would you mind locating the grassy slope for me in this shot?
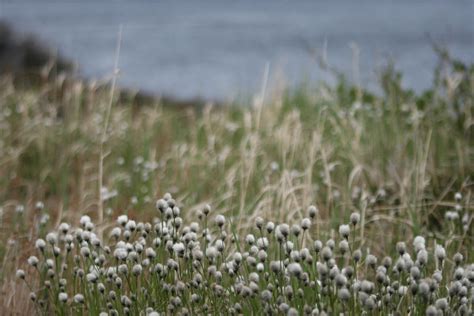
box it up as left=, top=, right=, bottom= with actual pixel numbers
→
left=0, top=56, right=472, bottom=313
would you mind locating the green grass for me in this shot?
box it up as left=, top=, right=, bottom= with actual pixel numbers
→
left=0, top=53, right=473, bottom=314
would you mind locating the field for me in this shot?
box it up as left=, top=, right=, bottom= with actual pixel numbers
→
left=0, top=52, right=472, bottom=315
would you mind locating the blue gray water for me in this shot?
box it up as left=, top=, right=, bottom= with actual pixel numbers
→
left=1, top=0, right=473, bottom=100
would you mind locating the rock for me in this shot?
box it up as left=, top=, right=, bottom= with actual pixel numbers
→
left=0, top=20, right=72, bottom=81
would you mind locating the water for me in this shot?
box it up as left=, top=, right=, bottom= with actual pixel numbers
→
left=1, top=0, right=473, bottom=100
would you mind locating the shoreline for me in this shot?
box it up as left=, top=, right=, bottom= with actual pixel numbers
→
left=0, top=21, right=220, bottom=110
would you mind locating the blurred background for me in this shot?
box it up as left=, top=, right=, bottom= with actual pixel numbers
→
left=1, top=0, right=473, bottom=101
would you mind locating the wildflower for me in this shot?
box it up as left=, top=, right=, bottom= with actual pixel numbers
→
left=16, top=269, right=25, bottom=279
left=301, top=218, right=311, bottom=230
left=396, top=242, right=406, bottom=255
left=338, top=288, right=351, bottom=301
left=270, top=261, right=282, bottom=273
left=335, top=274, right=347, bottom=288
left=255, top=217, right=264, bottom=229
left=353, top=249, right=362, bottom=262
left=360, top=280, right=374, bottom=294
left=117, top=215, right=128, bottom=226
left=85, top=222, right=95, bottom=232
left=277, top=224, right=290, bottom=238
left=74, top=294, right=85, bottom=304
left=364, top=296, right=376, bottom=310
left=321, top=247, right=333, bottom=261
left=445, top=211, right=459, bottom=221
left=453, top=253, right=463, bottom=266
left=110, top=227, right=121, bottom=239
left=173, top=242, right=185, bottom=256
left=215, top=215, right=225, bottom=228
left=215, top=240, right=225, bottom=252
left=435, top=298, right=448, bottom=311
left=86, top=273, right=98, bottom=283
left=454, top=192, right=462, bottom=202
left=45, top=259, right=54, bottom=269
left=410, top=266, right=421, bottom=280
left=59, top=223, right=70, bottom=234
left=15, top=205, right=24, bottom=214
left=454, top=267, right=464, bottom=280
left=256, top=237, right=269, bottom=250
left=435, top=245, right=446, bottom=262
left=125, top=220, right=136, bottom=231
left=261, top=289, right=272, bottom=302
left=291, top=224, right=301, bottom=237
left=326, top=239, right=335, bottom=249
left=205, top=246, right=218, bottom=260
left=58, top=292, right=68, bottom=303
left=80, top=247, right=91, bottom=257
left=46, top=232, right=58, bottom=245
left=114, top=248, right=128, bottom=261
left=425, top=305, right=438, bottom=316
left=313, top=240, right=323, bottom=252
left=418, top=281, right=430, bottom=298
left=245, top=234, right=255, bottom=245
left=80, top=215, right=91, bottom=227
left=132, top=264, right=143, bottom=276
left=203, top=204, right=211, bottom=216
left=121, top=295, right=132, bottom=307
left=28, top=256, right=39, bottom=267
left=350, top=212, right=360, bottom=225
left=413, top=236, right=425, bottom=252
left=288, top=262, right=302, bottom=278
left=366, top=254, right=377, bottom=268
left=37, top=214, right=49, bottom=226
left=417, top=249, right=428, bottom=266
left=145, top=247, right=156, bottom=259
left=308, top=205, right=318, bottom=218
left=432, top=270, right=443, bottom=283
left=339, top=225, right=350, bottom=239
left=339, top=240, right=349, bottom=254
left=266, top=222, right=275, bottom=233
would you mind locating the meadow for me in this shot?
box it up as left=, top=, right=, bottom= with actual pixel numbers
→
left=0, top=52, right=472, bottom=315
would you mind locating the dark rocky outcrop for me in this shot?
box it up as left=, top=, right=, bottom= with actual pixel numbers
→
left=0, top=21, right=73, bottom=83
left=0, top=21, right=219, bottom=110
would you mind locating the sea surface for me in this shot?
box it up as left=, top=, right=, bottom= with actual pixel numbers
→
left=1, top=0, right=473, bottom=100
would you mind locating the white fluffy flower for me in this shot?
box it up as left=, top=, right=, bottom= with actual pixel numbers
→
left=117, top=215, right=128, bottom=226
left=58, top=292, right=68, bottom=303
left=132, top=264, right=143, bottom=276
left=413, top=236, right=426, bottom=252
left=80, top=215, right=91, bottom=226
left=125, top=220, right=136, bottom=231
left=205, top=246, right=219, bottom=259
left=46, top=232, right=58, bottom=245
left=301, top=218, right=311, bottom=230
left=110, top=227, right=121, bottom=238
left=338, top=225, right=350, bottom=239
left=435, top=245, right=446, bottom=260
left=215, top=215, right=226, bottom=227
left=16, top=269, right=25, bottom=279
left=58, top=222, right=70, bottom=234
left=114, top=248, right=128, bottom=260
left=28, top=256, right=39, bottom=267
left=173, top=242, right=185, bottom=256
left=74, top=294, right=85, bottom=304
left=287, top=262, right=302, bottom=277
left=86, top=273, right=98, bottom=283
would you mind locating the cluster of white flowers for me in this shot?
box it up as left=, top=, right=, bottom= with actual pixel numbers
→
left=15, top=193, right=474, bottom=315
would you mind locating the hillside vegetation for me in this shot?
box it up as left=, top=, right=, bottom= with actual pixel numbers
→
left=0, top=53, right=472, bottom=315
